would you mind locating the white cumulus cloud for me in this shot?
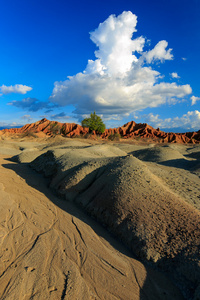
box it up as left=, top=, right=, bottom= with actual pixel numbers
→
left=191, top=96, right=200, bottom=105
left=50, top=11, right=192, bottom=120
left=144, top=40, right=173, bottom=64
left=145, top=110, right=200, bottom=131
left=0, top=84, right=32, bottom=95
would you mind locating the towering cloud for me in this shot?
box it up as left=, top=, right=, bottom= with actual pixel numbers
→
left=88, top=11, right=144, bottom=75
left=50, top=11, right=192, bottom=120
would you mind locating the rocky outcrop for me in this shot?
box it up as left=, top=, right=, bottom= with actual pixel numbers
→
left=1, top=118, right=200, bottom=144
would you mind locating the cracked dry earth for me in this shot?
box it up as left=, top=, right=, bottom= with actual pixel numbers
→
left=0, top=154, right=183, bottom=300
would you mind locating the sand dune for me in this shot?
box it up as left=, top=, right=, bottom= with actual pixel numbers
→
left=0, top=136, right=200, bottom=299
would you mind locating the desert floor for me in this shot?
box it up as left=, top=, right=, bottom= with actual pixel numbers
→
left=0, top=135, right=199, bottom=299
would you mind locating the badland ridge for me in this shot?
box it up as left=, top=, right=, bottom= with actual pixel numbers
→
left=2, top=118, right=200, bottom=143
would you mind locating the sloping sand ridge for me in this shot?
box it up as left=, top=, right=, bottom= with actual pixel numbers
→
left=0, top=136, right=200, bottom=299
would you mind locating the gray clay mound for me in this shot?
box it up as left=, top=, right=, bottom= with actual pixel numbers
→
left=111, top=143, right=150, bottom=154
left=131, top=145, right=198, bottom=170
left=11, top=149, right=42, bottom=163
left=41, top=139, right=93, bottom=151
left=30, top=144, right=127, bottom=174
left=0, top=141, right=21, bottom=156
left=30, top=144, right=127, bottom=188
left=191, top=162, right=200, bottom=177
left=0, top=147, right=21, bottom=156
left=31, top=151, right=200, bottom=299
left=186, top=149, right=200, bottom=160
left=132, top=145, right=186, bottom=163
left=85, top=144, right=127, bottom=158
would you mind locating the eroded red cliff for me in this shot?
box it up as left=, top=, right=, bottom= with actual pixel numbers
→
left=1, top=118, right=200, bottom=144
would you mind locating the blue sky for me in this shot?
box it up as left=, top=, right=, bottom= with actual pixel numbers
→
left=0, top=0, right=200, bottom=132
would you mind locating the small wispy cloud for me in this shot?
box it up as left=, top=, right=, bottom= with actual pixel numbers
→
left=170, top=72, right=180, bottom=79
left=0, top=84, right=32, bottom=95
left=50, top=112, right=70, bottom=120
left=21, top=115, right=33, bottom=122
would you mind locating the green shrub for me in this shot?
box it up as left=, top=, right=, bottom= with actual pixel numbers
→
left=81, top=111, right=106, bottom=134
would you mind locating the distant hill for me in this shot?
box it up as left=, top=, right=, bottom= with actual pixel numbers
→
left=0, top=126, right=21, bottom=130
left=1, top=118, right=200, bottom=144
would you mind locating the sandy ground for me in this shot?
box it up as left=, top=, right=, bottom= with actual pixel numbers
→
left=0, top=135, right=199, bottom=299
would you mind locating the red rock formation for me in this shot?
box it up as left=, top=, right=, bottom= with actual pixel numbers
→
left=102, top=121, right=200, bottom=144
left=1, top=118, right=200, bottom=144
left=2, top=118, right=90, bottom=137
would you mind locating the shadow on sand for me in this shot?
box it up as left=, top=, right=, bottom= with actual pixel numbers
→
left=2, top=159, right=185, bottom=299
left=159, top=158, right=197, bottom=170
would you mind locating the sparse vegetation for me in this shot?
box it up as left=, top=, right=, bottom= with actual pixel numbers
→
left=50, top=122, right=60, bottom=135
left=81, top=111, right=106, bottom=134
left=21, top=131, right=37, bottom=138
left=108, top=132, right=121, bottom=141
left=71, top=133, right=94, bottom=139
left=60, top=127, right=69, bottom=136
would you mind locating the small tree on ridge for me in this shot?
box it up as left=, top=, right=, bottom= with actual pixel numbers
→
left=81, top=111, right=106, bottom=134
